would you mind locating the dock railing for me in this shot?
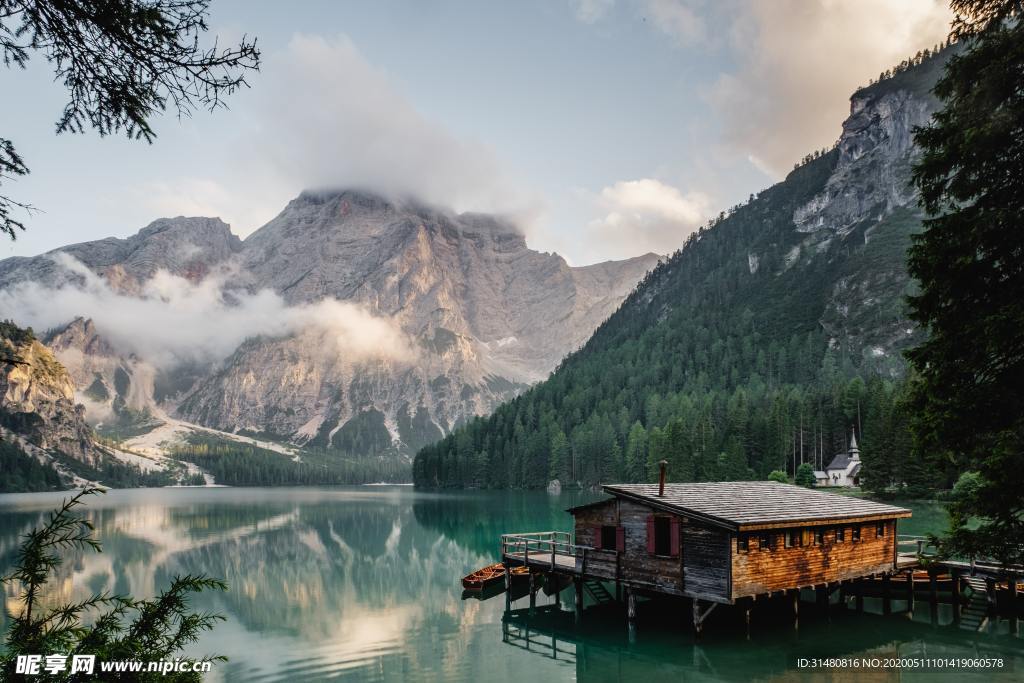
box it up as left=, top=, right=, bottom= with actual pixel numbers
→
left=501, top=531, right=623, bottom=574
left=897, top=534, right=937, bottom=559
left=501, top=531, right=577, bottom=568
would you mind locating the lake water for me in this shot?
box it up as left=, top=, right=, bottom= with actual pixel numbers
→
left=0, top=487, right=1020, bottom=682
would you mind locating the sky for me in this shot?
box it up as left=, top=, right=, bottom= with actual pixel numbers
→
left=1, top=0, right=953, bottom=265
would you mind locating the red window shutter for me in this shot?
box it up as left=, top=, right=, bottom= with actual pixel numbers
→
left=670, top=517, right=681, bottom=557
left=616, top=526, right=625, bottom=552
left=592, top=525, right=602, bottom=550
left=646, top=516, right=656, bottom=554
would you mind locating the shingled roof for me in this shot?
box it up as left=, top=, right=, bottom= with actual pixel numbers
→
left=602, top=482, right=911, bottom=531
left=826, top=452, right=852, bottom=471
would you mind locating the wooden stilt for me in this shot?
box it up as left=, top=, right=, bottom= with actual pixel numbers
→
left=744, top=601, right=751, bottom=640
left=882, top=574, right=892, bottom=615
left=905, top=570, right=914, bottom=617
left=951, top=572, right=961, bottom=625
left=928, top=569, right=939, bottom=624
left=1009, top=577, right=1019, bottom=636
left=693, top=598, right=702, bottom=635
left=529, top=572, right=537, bottom=615
left=792, top=589, right=800, bottom=630
left=627, top=588, right=637, bottom=623
left=574, top=577, right=583, bottom=623
left=504, top=564, right=512, bottom=612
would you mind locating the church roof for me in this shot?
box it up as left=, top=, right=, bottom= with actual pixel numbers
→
left=826, top=452, right=852, bottom=471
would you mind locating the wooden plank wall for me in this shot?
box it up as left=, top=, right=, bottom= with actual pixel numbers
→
left=572, top=499, right=684, bottom=591
left=682, top=524, right=730, bottom=601
left=618, top=500, right=683, bottom=594
left=573, top=501, right=619, bottom=580
left=731, top=520, right=897, bottom=598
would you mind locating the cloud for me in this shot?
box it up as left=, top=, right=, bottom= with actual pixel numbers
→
left=706, top=0, right=951, bottom=178
left=584, top=179, right=710, bottom=260
left=642, top=0, right=706, bottom=44
left=570, top=0, right=615, bottom=23
left=0, top=254, right=415, bottom=369
left=241, top=33, right=527, bottom=217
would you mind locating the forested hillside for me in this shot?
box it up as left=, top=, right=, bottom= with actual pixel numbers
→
left=414, top=46, right=959, bottom=495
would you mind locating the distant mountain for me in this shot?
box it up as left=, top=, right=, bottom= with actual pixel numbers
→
left=414, top=48, right=957, bottom=491
left=0, top=192, right=658, bottom=465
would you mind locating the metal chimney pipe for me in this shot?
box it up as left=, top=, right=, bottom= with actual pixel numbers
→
left=658, top=460, right=668, bottom=497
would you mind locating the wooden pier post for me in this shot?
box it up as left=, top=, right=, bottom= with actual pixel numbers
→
left=882, top=574, right=892, bottom=615
left=505, top=564, right=512, bottom=612
left=744, top=600, right=752, bottom=640
left=928, top=569, right=939, bottom=625
left=574, top=576, right=583, bottom=622
left=692, top=598, right=702, bottom=636
left=791, top=589, right=800, bottom=629
left=951, top=571, right=961, bottom=625
left=1009, top=577, right=1019, bottom=636
left=905, top=570, right=914, bottom=617
left=627, top=587, right=637, bottom=622
left=529, top=571, right=537, bottom=616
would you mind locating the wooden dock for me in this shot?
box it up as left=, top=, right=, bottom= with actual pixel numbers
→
left=492, top=480, right=1024, bottom=635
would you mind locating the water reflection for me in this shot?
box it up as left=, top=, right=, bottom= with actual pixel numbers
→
left=0, top=488, right=1019, bottom=683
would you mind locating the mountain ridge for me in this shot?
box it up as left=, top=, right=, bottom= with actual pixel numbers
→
left=0, top=191, right=660, bottom=463
left=413, top=46, right=954, bottom=491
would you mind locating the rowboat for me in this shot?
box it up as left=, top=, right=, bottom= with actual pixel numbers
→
left=462, top=563, right=506, bottom=591
left=461, top=563, right=529, bottom=591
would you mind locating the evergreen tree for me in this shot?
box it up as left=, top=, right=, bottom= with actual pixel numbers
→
left=0, top=0, right=260, bottom=240
left=795, top=462, right=816, bottom=488
left=0, top=490, right=226, bottom=681
left=624, top=421, right=648, bottom=483
left=908, top=2, right=1024, bottom=564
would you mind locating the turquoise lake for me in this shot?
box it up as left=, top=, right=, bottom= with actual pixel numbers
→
left=0, top=487, right=1020, bottom=681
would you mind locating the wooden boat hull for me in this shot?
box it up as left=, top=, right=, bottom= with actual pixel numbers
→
left=462, top=563, right=508, bottom=591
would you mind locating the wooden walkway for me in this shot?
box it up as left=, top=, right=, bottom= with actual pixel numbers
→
left=504, top=550, right=578, bottom=572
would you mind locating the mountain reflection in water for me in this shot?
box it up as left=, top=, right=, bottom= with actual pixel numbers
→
left=0, top=487, right=1019, bottom=682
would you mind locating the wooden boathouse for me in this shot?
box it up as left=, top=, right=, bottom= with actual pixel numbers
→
left=501, top=476, right=912, bottom=631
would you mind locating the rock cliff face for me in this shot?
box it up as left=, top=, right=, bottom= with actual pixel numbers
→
left=0, top=324, right=94, bottom=464
left=0, top=197, right=658, bottom=455
left=771, top=66, right=946, bottom=373
left=182, top=191, right=658, bottom=450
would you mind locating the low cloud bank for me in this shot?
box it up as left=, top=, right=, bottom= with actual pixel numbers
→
left=1, top=254, right=414, bottom=369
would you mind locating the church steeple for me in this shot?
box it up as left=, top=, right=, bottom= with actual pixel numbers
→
left=849, top=430, right=860, bottom=460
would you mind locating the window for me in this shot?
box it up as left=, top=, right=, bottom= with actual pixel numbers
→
left=759, top=533, right=773, bottom=551
left=784, top=530, right=794, bottom=548
left=601, top=525, right=618, bottom=550
left=653, top=517, right=671, bottom=556
left=876, top=522, right=886, bottom=538
left=835, top=527, right=846, bottom=543
left=813, top=528, right=824, bottom=546
left=738, top=534, right=750, bottom=552
left=852, top=525, right=861, bottom=542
